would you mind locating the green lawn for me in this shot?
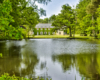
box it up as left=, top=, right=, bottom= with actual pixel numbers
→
left=27, top=34, right=94, bottom=39
left=34, top=35, right=69, bottom=38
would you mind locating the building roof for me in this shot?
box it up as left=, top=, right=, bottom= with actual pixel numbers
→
left=35, top=23, right=54, bottom=28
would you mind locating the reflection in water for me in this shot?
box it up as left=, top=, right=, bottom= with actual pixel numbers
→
left=52, top=54, right=74, bottom=72
left=52, top=52, right=100, bottom=80
left=76, top=53, right=98, bottom=80
left=0, top=39, right=100, bottom=80
left=0, top=40, right=39, bottom=78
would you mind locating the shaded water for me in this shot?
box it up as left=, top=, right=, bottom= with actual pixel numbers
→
left=0, top=39, right=100, bottom=80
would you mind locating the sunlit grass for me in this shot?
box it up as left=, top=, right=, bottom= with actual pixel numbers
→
left=34, top=35, right=69, bottom=38
left=31, top=34, right=93, bottom=39
left=25, top=34, right=95, bottom=39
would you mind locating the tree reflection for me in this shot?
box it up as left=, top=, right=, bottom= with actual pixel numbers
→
left=76, top=53, right=100, bottom=80
left=52, top=54, right=74, bottom=72
left=20, top=48, right=39, bottom=78
left=52, top=52, right=100, bottom=80
left=0, top=42, right=39, bottom=78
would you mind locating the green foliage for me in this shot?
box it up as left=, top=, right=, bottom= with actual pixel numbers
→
left=0, top=0, right=25, bottom=40
left=52, top=4, right=75, bottom=37
left=21, top=7, right=38, bottom=28
left=39, top=18, right=49, bottom=23
left=0, top=0, right=52, bottom=40
left=76, top=0, right=91, bottom=34
left=43, top=18, right=49, bottom=23
left=86, top=0, right=100, bottom=37
left=0, top=73, right=30, bottom=80
left=96, top=5, right=100, bottom=32
left=0, top=0, right=13, bottom=26
left=0, top=0, right=15, bottom=39
left=0, top=53, right=2, bottom=57
left=97, top=34, right=100, bottom=39
left=0, top=73, right=52, bottom=80
left=75, top=0, right=100, bottom=37
left=49, top=14, right=56, bottom=23
left=39, top=19, right=44, bottom=23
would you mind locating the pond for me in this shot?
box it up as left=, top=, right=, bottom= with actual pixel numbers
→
left=0, top=39, right=100, bottom=80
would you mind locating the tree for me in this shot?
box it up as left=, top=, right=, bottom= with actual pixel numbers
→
left=9, top=0, right=51, bottom=27
left=49, top=14, right=56, bottom=23
left=39, top=19, right=44, bottom=23
left=0, top=0, right=14, bottom=39
left=86, top=0, right=100, bottom=37
left=43, top=18, right=49, bottom=23
left=96, top=5, right=100, bottom=38
left=52, top=4, right=75, bottom=37
left=21, top=7, right=39, bottom=38
left=76, top=0, right=91, bottom=35
left=0, top=0, right=51, bottom=39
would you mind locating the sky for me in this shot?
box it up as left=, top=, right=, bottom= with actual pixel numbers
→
left=36, top=0, right=79, bottom=19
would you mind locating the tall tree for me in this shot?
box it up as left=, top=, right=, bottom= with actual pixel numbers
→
left=52, top=4, right=75, bottom=37
left=43, top=18, right=49, bottom=23
left=96, top=5, right=100, bottom=34
left=0, top=0, right=51, bottom=39
left=0, top=0, right=14, bottom=39
left=49, top=14, right=56, bottom=23
left=86, top=0, right=100, bottom=37
left=76, top=0, right=91, bottom=35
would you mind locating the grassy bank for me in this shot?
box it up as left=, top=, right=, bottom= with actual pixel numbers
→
left=33, top=35, right=69, bottom=38
left=0, top=34, right=95, bottom=40
left=26, top=34, right=94, bottom=39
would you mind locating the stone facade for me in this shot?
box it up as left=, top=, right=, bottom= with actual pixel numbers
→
left=33, top=23, right=67, bottom=35
left=56, top=30, right=64, bottom=35
left=34, top=23, right=54, bottom=35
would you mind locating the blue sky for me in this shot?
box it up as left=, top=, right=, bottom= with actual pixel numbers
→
left=36, top=0, right=79, bottom=19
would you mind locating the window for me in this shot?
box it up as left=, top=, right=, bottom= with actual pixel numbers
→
left=59, top=32, right=61, bottom=34
left=45, top=32, right=47, bottom=35
left=37, top=32, right=39, bottom=35
left=41, top=28, right=42, bottom=30
left=48, top=32, right=50, bottom=35
left=33, top=32, right=34, bottom=35
left=53, top=32, right=55, bottom=35
left=40, top=32, right=43, bottom=35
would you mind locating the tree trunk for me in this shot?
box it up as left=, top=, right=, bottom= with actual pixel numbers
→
left=92, top=15, right=95, bottom=37
left=69, top=27, right=72, bottom=37
left=28, top=30, right=29, bottom=39
left=73, top=27, right=75, bottom=37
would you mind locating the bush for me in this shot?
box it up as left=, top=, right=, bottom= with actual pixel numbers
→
left=97, top=34, right=100, bottom=39
left=0, top=73, right=30, bottom=80
left=0, top=73, right=52, bottom=80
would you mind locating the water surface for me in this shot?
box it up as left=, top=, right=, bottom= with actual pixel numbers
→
left=0, top=39, right=100, bottom=80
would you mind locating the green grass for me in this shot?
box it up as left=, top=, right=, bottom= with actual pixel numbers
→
left=26, top=34, right=94, bottom=39
left=33, top=35, right=69, bottom=38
